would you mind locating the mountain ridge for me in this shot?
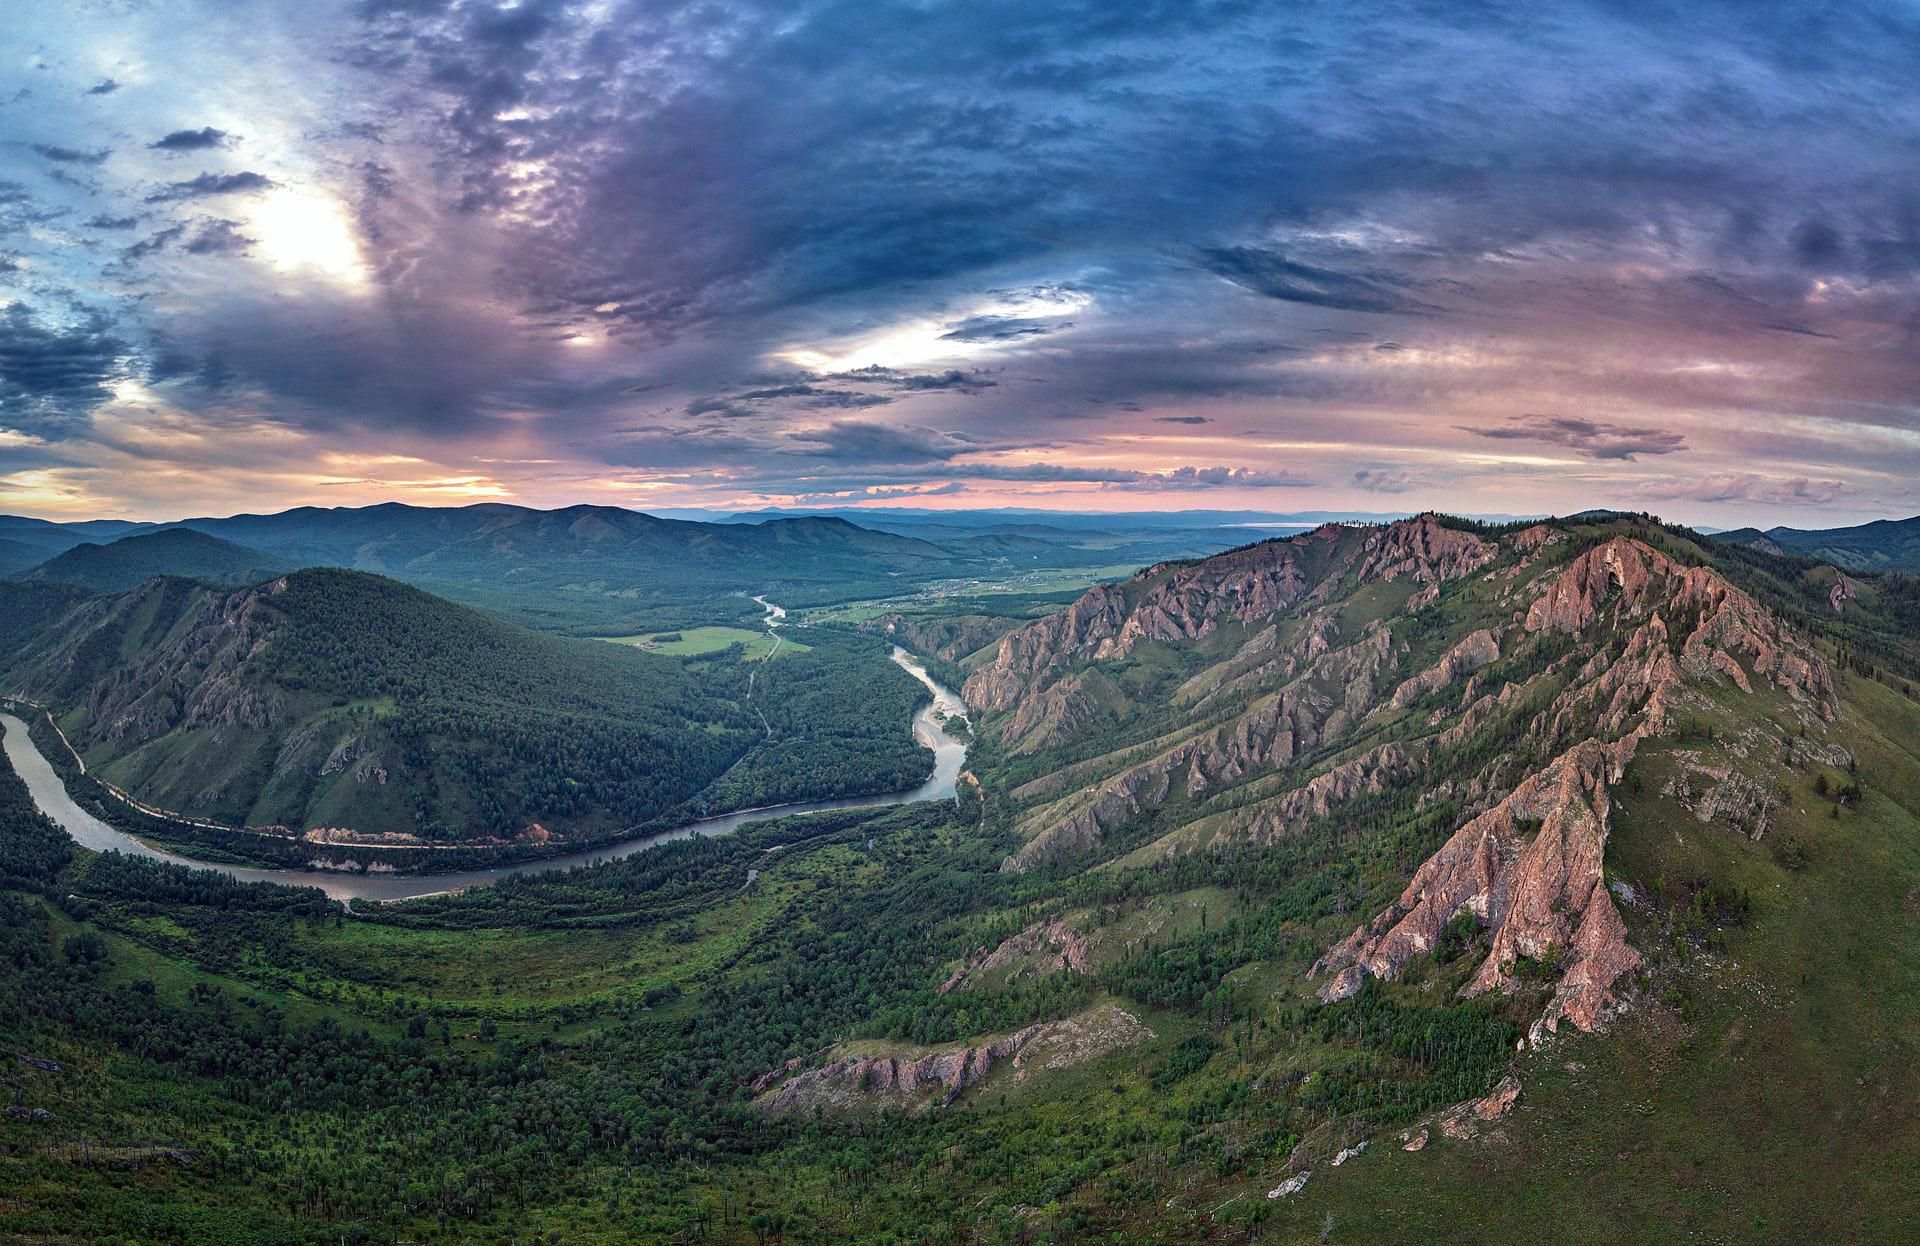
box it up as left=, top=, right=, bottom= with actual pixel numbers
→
left=960, top=515, right=1851, bottom=1047
left=14, top=527, right=292, bottom=592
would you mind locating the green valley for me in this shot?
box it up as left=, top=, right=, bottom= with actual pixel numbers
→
left=3, top=513, right=1917, bottom=1243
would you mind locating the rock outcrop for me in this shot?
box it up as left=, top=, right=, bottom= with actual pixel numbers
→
left=965, top=516, right=1498, bottom=753
left=72, top=578, right=289, bottom=743
left=1313, top=737, right=1644, bottom=1039
left=1524, top=538, right=1833, bottom=715
left=1003, top=628, right=1401, bottom=871
left=757, top=1005, right=1152, bottom=1112
left=1313, top=536, right=1838, bottom=1041
left=1662, top=751, right=1782, bottom=841
left=1389, top=628, right=1500, bottom=710
left=1244, top=743, right=1415, bottom=844
left=1355, top=514, right=1497, bottom=585
left=939, top=918, right=1095, bottom=994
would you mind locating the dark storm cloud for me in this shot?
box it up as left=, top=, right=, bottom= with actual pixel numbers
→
left=784, top=420, right=978, bottom=464
left=1196, top=247, right=1438, bottom=315
left=833, top=368, right=998, bottom=394
left=143, top=171, right=273, bottom=202
left=689, top=381, right=898, bottom=417
left=7, top=0, right=1920, bottom=519
left=939, top=315, right=1067, bottom=342
left=149, top=127, right=234, bottom=152
left=1459, top=415, right=1689, bottom=461
left=0, top=305, right=125, bottom=429
left=30, top=144, right=110, bottom=165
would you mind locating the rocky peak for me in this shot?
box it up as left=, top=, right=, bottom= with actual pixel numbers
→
left=965, top=517, right=1497, bottom=747
left=1313, top=538, right=1838, bottom=1040
left=1525, top=537, right=1834, bottom=717
left=1313, top=736, right=1643, bottom=1041
left=1356, top=514, right=1498, bottom=584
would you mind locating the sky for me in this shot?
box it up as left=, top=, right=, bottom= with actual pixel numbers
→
left=1, top=1, right=1918, bottom=527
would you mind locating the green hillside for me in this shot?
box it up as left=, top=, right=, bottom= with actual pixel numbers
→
left=3, top=569, right=755, bottom=846
left=14, top=527, right=293, bottom=592
left=170, top=503, right=977, bottom=631
left=2, top=516, right=1917, bottom=1243
left=1717, top=514, right=1920, bottom=573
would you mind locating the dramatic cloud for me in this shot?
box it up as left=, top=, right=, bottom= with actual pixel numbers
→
left=142, top=171, right=273, bottom=202
left=785, top=421, right=977, bottom=464
left=0, top=306, right=126, bottom=431
left=0, top=0, right=1916, bottom=523
left=30, top=144, right=109, bottom=165
left=939, top=315, right=1067, bottom=342
left=1196, top=247, right=1436, bottom=316
left=1635, top=473, right=1846, bottom=507
left=1459, top=415, right=1689, bottom=461
left=149, top=128, right=233, bottom=152
left=183, top=220, right=254, bottom=256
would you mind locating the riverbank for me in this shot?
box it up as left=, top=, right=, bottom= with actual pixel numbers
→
left=1, top=646, right=968, bottom=903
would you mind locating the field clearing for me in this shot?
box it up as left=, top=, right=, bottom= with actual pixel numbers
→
left=805, top=562, right=1149, bottom=624
left=602, top=625, right=809, bottom=659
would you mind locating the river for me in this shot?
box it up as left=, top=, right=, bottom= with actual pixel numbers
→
left=0, top=625, right=969, bottom=903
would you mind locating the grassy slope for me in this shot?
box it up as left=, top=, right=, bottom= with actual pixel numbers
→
left=8, top=671, right=1916, bottom=1242
left=1260, top=669, right=1920, bottom=1244
left=8, top=528, right=1920, bottom=1242
left=604, top=625, right=813, bottom=659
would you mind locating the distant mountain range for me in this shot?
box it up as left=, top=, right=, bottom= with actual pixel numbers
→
left=1715, top=514, right=1920, bottom=572
left=0, top=502, right=1263, bottom=633
left=14, top=528, right=293, bottom=593
left=4, top=504, right=1916, bottom=638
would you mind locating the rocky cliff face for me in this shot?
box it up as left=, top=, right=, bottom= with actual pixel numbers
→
left=1388, top=628, right=1500, bottom=710
left=1313, top=737, right=1643, bottom=1040
left=1525, top=538, right=1833, bottom=714
left=1354, top=514, right=1498, bottom=584
left=964, top=516, right=1493, bottom=754
left=1312, top=537, right=1836, bottom=1041
left=973, top=518, right=1841, bottom=1043
left=939, top=918, right=1095, bottom=994
left=40, top=578, right=291, bottom=745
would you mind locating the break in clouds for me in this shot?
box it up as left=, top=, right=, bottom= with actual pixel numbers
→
left=1, top=0, right=1918, bottom=523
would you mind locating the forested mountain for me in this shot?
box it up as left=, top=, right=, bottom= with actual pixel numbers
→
left=0, top=569, right=937, bottom=862
left=3, top=514, right=1918, bottom=1243
left=1716, top=513, right=1920, bottom=572
left=0, top=514, right=146, bottom=558
left=172, top=503, right=960, bottom=631
left=14, top=528, right=292, bottom=591
left=0, top=501, right=1254, bottom=634
left=0, top=535, right=44, bottom=575
left=0, top=570, right=756, bottom=848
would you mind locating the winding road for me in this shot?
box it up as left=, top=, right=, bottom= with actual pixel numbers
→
left=0, top=600, right=969, bottom=904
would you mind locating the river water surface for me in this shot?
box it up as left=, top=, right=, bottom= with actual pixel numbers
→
left=1, top=638, right=968, bottom=904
